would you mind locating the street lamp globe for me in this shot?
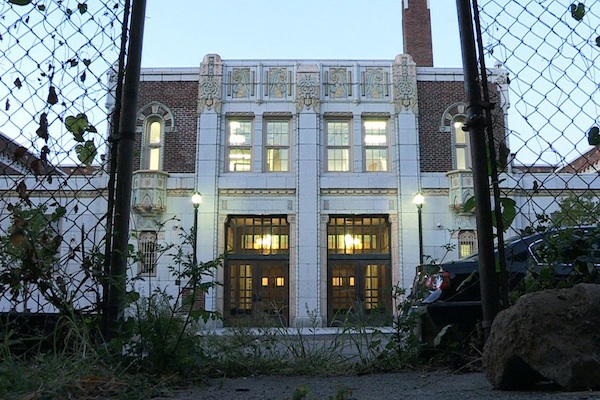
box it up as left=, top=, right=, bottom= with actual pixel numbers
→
left=191, top=192, right=203, bottom=208
left=413, top=192, right=425, bottom=208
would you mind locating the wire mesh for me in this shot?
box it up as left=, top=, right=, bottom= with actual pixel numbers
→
left=0, top=0, right=126, bottom=314
left=477, top=0, right=600, bottom=232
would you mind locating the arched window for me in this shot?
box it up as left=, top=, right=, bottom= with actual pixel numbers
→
left=136, top=102, right=174, bottom=171
left=440, top=102, right=470, bottom=171
left=458, top=230, right=477, bottom=257
left=452, top=116, right=470, bottom=170
left=144, top=117, right=163, bottom=170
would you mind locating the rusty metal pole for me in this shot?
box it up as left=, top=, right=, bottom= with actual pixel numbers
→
left=455, top=0, right=499, bottom=340
left=106, top=0, right=147, bottom=339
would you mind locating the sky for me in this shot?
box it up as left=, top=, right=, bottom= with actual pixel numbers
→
left=141, top=0, right=463, bottom=67
left=138, top=1, right=600, bottom=166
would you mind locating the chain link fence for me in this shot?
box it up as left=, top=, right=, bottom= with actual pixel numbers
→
left=478, top=0, right=600, bottom=231
left=0, top=0, right=127, bottom=315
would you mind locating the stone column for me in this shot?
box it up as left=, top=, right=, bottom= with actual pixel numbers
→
left=293, top=64, right=322, bottom=326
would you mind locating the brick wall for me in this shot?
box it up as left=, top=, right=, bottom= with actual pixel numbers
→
left=402, top=0, right=433, bottom=67
left=135, top=80, right=199, bottom=173
left=418, top=80, right=463, bottom=172
left=418, top=80, right=508, bottom=173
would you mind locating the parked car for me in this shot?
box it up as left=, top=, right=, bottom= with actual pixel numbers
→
left=411, top=226, right=600, bottom=339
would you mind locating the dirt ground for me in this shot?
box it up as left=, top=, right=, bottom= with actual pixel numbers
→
left=161, top=371, right=600, bottom=400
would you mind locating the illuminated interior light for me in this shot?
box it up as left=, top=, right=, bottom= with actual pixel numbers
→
left=229, top=134, right=246, bottom=145
left=364, top=121, right=387, bottom=129
left=262, top=277, right=269, bottom=286
left=349, top=276, right=355, bottom=287
left=364, top=135, right=387, bottom=145
left=276, top=277, right=285, bottom=287
left=229, top=153, right=251, bottom=159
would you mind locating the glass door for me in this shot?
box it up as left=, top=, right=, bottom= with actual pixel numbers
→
left=226, top=261, right=289, bottom=326
left=328, top=261, right=391, bottom=325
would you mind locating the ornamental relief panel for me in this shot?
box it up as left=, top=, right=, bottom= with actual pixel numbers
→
left=363, top=67, right=387, bottom=99
left=393, top=54, right=418, bottom=114
left=228, top=68, right=253, bottom=98
left=295, top=66, right=320, bottom=112
left=198, top=54, right=223, bottom=113
left=325, top=67, right=351, bottom=99
left=267, top=68, right=291, bottom=98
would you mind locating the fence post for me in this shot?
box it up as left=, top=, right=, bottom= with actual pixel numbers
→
left=105, top=0, right=147, bottom=339
left=456, top=0, right=499, bottom=340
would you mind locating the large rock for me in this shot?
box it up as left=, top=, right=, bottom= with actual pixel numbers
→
left=483, top=283, right=600, bottom=391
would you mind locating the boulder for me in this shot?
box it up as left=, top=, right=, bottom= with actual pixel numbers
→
left=483, top=283, right=600, bottom=391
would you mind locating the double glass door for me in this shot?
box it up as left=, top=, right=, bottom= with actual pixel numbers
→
left=328, top=261, right=391, bottom=325
left=227, top=261, right=289, bottom=326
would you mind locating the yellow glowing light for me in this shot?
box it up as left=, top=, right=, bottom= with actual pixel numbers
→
left=349, top=277, right=355, bottom=287
left=276, top=277, right=285, bottom=287
left=262, top=277, right=269, bottom=286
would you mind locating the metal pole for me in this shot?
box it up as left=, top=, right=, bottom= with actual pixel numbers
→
left=102, top=0, right=131, bottom=337
left=106, top=0, right=147, bottom=340
left=417, top=205, right=424, bottom=265
left=193, top=204, right=199, bottom=269
left=455, top=0, right=499, bottom=340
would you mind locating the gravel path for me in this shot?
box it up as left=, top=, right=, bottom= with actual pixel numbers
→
left=163, top=371, right=600, bottom=399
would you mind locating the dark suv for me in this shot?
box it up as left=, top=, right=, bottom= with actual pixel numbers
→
left=411, top=226, right=600, bottom=329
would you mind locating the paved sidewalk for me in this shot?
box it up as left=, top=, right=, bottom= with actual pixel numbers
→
left=163, top=371, right=600, bottom=400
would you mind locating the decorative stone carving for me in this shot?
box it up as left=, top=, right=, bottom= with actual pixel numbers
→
left=440, top=102, right=466, bottom=132
left=136, top=102, right=175, bottom=134
left=447, top=170, right=474, bottom=213
left=198, top=54, right=223, bottom=113
left=132, top=170, right=170, bottom=216
left=268, top=68, right=289, bottom=98
left=295, top=65, right=320, bottom=113
left=393, top=54, right=418, bottom=114
left=327, top=67, right=350, bottom=98
left=364, top=67, right=386, bottom=99
left=231, top=68, right=252, bottom=98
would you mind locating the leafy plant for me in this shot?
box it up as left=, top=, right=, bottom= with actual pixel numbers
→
left=120, top=226, right=222, bottom=376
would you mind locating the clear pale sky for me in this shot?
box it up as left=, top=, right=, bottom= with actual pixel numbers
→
left=141, top=0, right=462, bottom=67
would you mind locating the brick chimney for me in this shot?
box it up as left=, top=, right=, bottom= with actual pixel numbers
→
left=402, top=0, right=433, bottom=67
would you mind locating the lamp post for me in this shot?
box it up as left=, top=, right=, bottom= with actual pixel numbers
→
left=413, top=192, right=425, bottom=265
left=191, top=192, right=203, bottom=269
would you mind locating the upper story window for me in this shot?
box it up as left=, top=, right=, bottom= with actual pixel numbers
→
left=265, top=120, right=290, bottom=172
left=453, top=117, right=471, bottom=170
left=136, top=102, right=174, bottom=172
left=227, top=120, right=253, bottom=172
left=143, top=118, right=163, bottom=170
left=363, top=120, right=389, bottom=172
left=326, top=120, right=351, bottom=172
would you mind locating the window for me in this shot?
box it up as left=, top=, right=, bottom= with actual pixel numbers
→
left=227, top=120, right=252, bottom=172
left=453, top=117, right=471, bottom=170
left=138, top=231, right=157, bottom=275
left=363, top=120, right=389, bottom=171
left=458, top=230, right=477, bottom=258
left=326, top=120, right=351, bottom=172
left=226, top=216, right=289, bottom=255
left=265, top=120, right=290, bottom=172
left=143, top=118, right=163, bottom=170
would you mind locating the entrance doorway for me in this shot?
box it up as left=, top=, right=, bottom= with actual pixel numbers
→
left=327, top=216, right=392, bottom=325
left=227, top=261, right=289, bottom=325
left=224, top=215, right=289, bottom=326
